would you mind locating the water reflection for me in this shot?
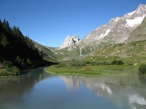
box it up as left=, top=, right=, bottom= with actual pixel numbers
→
left=59, top=76, right=80, bottom=90
left=59, top=74, right=146, bottom=109
left=139, top=75, right=146, bottom=85
left=0, top=69, right=146, bottom=109
left=0, top=68, right=51, bottom=104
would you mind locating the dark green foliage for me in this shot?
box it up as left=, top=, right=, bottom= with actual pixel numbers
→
left=27, top=58, right=32, bottom=65
left=70, top=60, right=86, bottom=68
left=10, top=66, right=20, bottom=75
left=0, top=60, right=20, bottom=76
left=3, top=61, right=12, bottom=69
left=0, top=19, right=53, bottom=75
left=138, top=64, right=146, bottom=75
left=111, top=60, right=124, bottom=65
left=55, top=63, right=66, bottom=68
left=16, top=56, right=21, bottom=64
left=89, top=61, right=110, bottom=66
left=0, top=67, right=20, bottom=76
left=0, top=34, right=9, bottom=48
left=0, top=19, right=42, bottom=63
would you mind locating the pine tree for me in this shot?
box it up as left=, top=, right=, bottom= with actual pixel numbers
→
left=27, top=58, right=32, bottom=65
left=2, top=19, right=10, bottom=31
left=16, top=56, right=21, bottom=64
left=0, top=34, right=9, bottom=48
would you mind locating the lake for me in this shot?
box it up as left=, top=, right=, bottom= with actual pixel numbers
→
left=0, top=68, right=146, bottom=109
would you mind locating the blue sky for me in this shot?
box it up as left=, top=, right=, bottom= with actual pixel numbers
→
left=0, top=0, right=146, bottom=47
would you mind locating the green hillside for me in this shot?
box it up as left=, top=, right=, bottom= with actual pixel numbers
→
left=33, top=41, right=56, bottom=61
left=81, top=17, right=146, bottom=66
left=86, top=16, right=146, bottom=65
left=53, top=47, right=80, bottom=61
left=54, top=16, right=146, bottom=63
left=84, top=40, right=146, bottom=65
left=0, top=19, right=55, bottom=76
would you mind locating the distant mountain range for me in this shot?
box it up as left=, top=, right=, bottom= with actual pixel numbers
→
left=81, top=4, right=146, bottom=45
left=55, top=4, right=146, bottom=59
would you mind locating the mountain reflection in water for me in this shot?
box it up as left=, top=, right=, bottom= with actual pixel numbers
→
left=59, top=74, right=146, bottom=109
left=0, top=69, right=146, bottom=109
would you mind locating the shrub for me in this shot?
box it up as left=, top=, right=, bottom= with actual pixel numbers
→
left=0, top=69, right=6, bottom=76
left=0, top=66, right=20, bottom=76
left=0, top=61, right=20, bottom=76
left=83, top=66, right=92, bottom=71
left=26, top=58, right=32, bottom=65
left=10, top=66, right=20, bottom=75
left=138, top=64, right=146, bottom=75
left=55, top=63, right=66, bottom=68
left=3, top=61, right=12, bottom=69
left=70, top=60, right=86, bottom=68
left=111, top=60, right=124, bottom=65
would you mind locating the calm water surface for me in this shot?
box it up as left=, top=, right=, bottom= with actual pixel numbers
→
left=0, top=68, right=146, bottom=109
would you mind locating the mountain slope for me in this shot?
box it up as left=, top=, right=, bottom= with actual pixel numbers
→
left=33, top=41, right=56, bottom=61
left=82, top=40, right=146, bottom=66
left=126, top=16, right=146, bottom=42
left=83, top=9, right=146, bottom=65
left=59, top=35, right=80, bottom=50
left=56, top=4, right=146, bottom=59
left=0, top=19, right=55, bottom=75
left=81, top=4, right=146, bottom=45
left=55, top=4, right=146, bottom=58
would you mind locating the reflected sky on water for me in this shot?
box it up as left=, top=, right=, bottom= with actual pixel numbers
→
left=0, top=68, right=146, bottom=109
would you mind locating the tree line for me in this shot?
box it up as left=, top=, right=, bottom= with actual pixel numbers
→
left=0, top=19, right=53, bottom=75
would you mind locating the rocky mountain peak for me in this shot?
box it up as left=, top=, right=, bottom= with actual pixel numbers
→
left=136, top=4, right=146, bottom=12
left=58, top=4, right=146, bottom=54
left=124, top=4, right=146, bottom=18
left=81, top=4, right=146, bottom=45
left=59, top=35, right=80, bottom=49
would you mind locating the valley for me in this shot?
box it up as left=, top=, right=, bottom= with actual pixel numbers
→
left=1, top=4, right=146, bottom=76
left=45, top=4, right=146, bottom=75
left=1, top=2, right=146, bottom=109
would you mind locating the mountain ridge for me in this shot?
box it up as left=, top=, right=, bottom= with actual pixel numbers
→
left=59, top=35, right=80, bottom=50
left=54, top=4, right=146, bottom=60
left=81, top=4, right=146, bottom=45
left=59, top=4, right=146, bottom=48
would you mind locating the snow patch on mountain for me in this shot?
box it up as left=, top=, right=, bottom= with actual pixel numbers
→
left=128, top=11, right=136, bottom=16
left=115, top=17, right=120, bottom=22
left=98, top=29, right=111, bottom=39
left=126, top=15, right=145, bottom=27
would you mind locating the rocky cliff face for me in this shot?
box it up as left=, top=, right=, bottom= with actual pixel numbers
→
left=81, top=4, right=146, bottom=45
left=59, top=35, right=80, bottom=50
left=57, top=4, right=146, bottom=57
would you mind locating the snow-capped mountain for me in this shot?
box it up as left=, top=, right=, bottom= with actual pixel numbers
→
left=126, top=16, right=146, bottom=42
left=58, top=4, right=146, bottom=57
left=59, top=35, right=80, bottom=49
left=81, top=4, right=146, bottom=45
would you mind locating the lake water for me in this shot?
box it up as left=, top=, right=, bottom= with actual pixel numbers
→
left=0, top=68, right=146, bottom=109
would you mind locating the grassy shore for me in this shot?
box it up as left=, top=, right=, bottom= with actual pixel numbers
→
left=44, top=64, right=138, bottom=76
